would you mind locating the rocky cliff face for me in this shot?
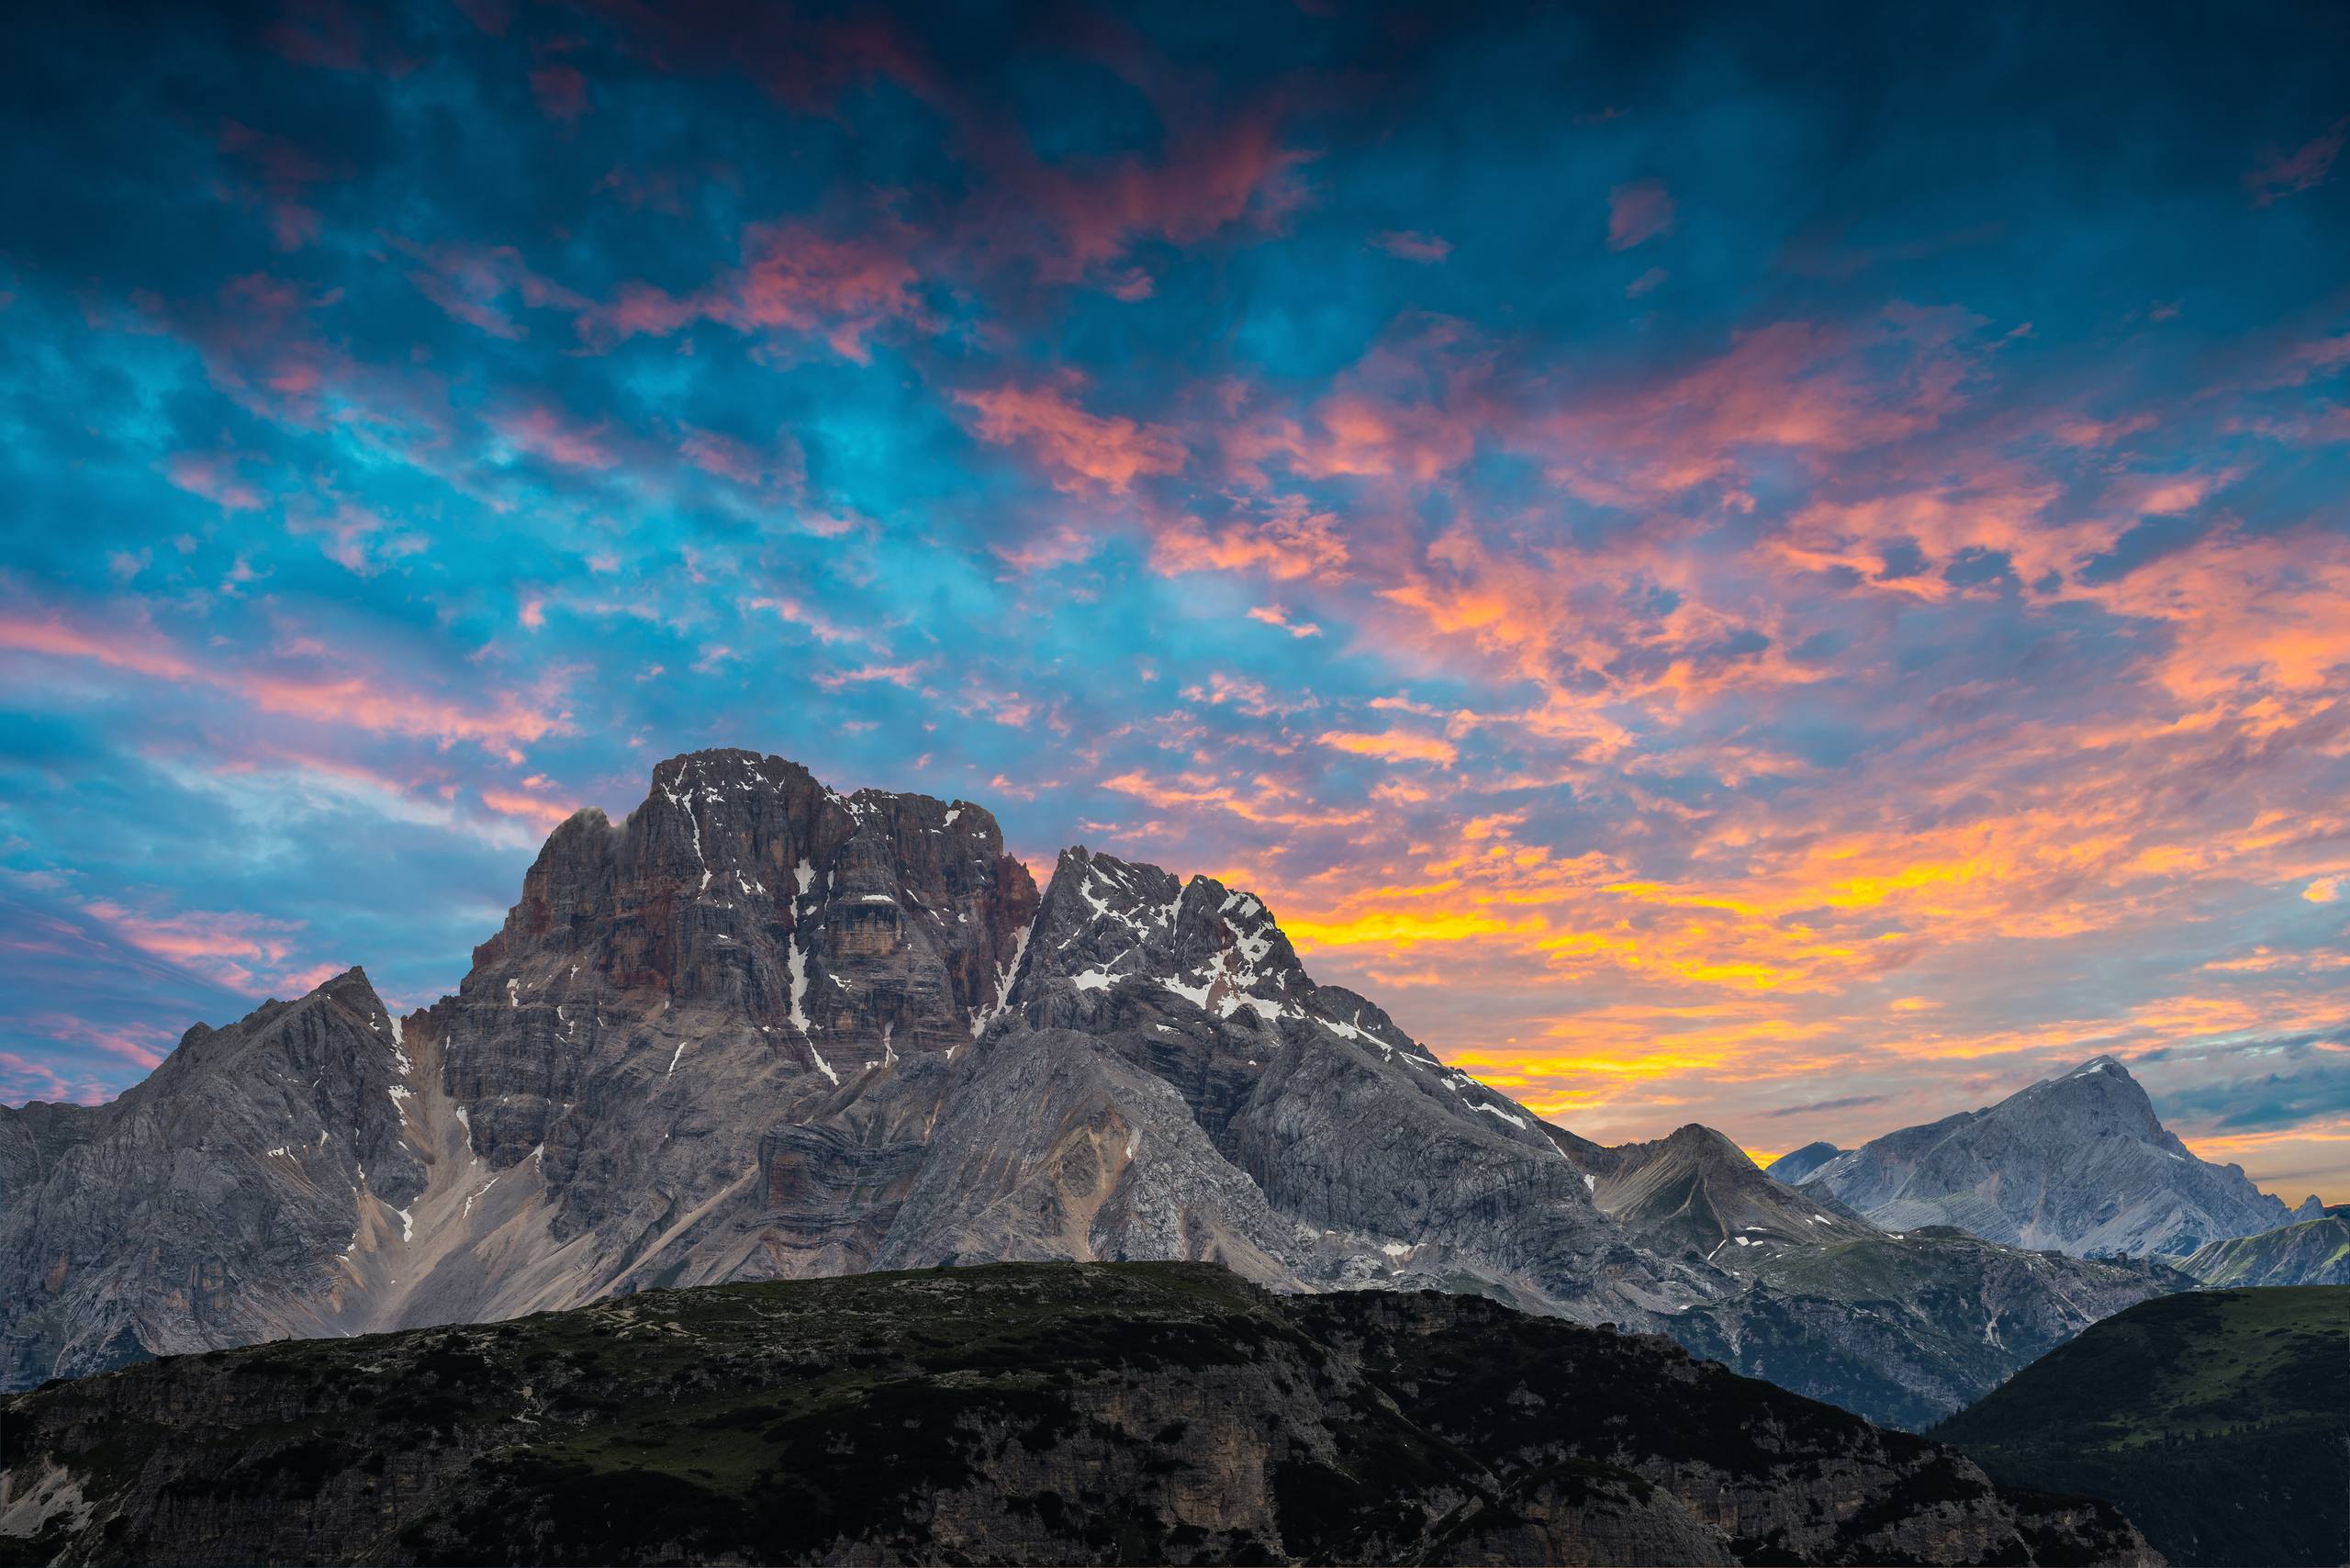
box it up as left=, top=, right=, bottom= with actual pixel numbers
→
left=1783, top=1056, right=2304, bottom=1258
left=0, top=751, right=2188, bottom=1431
left=0, top=1261, right=2158, bottom=1567
left=0, top=969, right=421, bottom=1391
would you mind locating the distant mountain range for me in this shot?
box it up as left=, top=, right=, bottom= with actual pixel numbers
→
left=0, top=749, right=2294, bottom=1432
left=1770, top=1057, right=2317, bottom=1258
left=2180, top=1209, right=2350, bottom=1285
left=0, top=1260, right=2159, bottom=1567
left=1936, top=1286, right=2350, bottom=1566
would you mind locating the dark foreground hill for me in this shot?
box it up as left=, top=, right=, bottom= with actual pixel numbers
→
left=0, top=1262, right=2154, bottom=1567
left=1935, top=1286, right=2350, bottom=1566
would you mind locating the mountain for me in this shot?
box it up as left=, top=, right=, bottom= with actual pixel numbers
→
left=1763, top=1139, right=1844, bottom=1185
left=0, top=1260, right=2159, bottom=1567
left=0, top=749, right=2177, bottom=1430
left=1781, top=1055, right=2305, bottom=1257
left=1575, top=1124, right=1880, bottom=1262
left=0, top=968, right=427, bottom=1388
left=2180, top=1210, right=2350, bottom=1286
left=1935, top=1286, right=2350, bottom=1566
left=1572, top=1126, right=2191, bottom=1431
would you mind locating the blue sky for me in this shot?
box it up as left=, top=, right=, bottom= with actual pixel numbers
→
left=3, top=0, right=2347, bottom=1198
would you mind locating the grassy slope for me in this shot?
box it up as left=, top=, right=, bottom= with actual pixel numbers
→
left=0, top=1261, right=2154, bottom=1567
left=1933, top=1287, right=2350, bottom=1566
left=2185, top=1215, right=2350, bottom=1285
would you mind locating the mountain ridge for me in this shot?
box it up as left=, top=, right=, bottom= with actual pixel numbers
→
left=0, top=748, right=2185, bottom=1429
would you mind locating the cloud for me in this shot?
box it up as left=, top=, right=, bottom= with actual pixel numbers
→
left=0, top=606, right=567, bottom=761
left=2244, top=117, right=2348, bottom=206
left=956, top=378, right=1185, bottom=493
left=1607, top=180, right=1676, bottom=250
left=530, top=63, right=588, bottom=124
left=584, top=220, right=931, bottom=363
left=1372, top=230, right=1452, bottom=263
left=1319, top=728, right=1459, bottom=767
left=1247, top=604, right=1322, bottom=637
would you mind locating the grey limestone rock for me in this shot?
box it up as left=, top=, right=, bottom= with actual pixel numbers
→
left=1791, top=1054, right=2296, bottom=1257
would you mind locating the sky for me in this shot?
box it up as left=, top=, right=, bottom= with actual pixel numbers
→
left=3, top=2, right=2348, bottom=1202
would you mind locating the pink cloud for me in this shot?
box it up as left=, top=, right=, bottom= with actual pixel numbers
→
left=0, top=1049, right=91, bottom=1104
left=530, top=63, right=589, bottom=123
left=1147, top=495, right=1350, bottom=582
left=746, top=594, right=873, bottom=646
left=956, top=377, right=1185, bottom=493
left=679, top=426, right=804, bottom=492
left=16, top=1014, right=173, bottom=1070
left=992, top=112, right=1314, bottom=283
left=2244, top=117, right=2348, bottom=206
left=263, top=0, right=418, bottom=77
left=0, top=604, right=568, bottom=761
left=399, top=241, right=588, bottom=341
left=1607, top=180, right=1676, bottom=250
left=215, top=119, right=341, bottom=252
left=1248, top=604, right=1323, bottom=638
left=494, top=404, right=617, bottom=470
left=814, top=660, right=932, bottom=691
left=164, top=450, right=268, bottom=512
left=79, top=898, right=312, bottom=995
left=480, top=786, right=577, bottom=832
left=585, top=220, right=930, bottom=363
left=0, top=612, right=196, bottom=681
left=1372, top=230, right=1452, bottom=263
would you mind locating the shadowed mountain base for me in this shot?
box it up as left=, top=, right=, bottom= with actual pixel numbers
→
left=0, top=1263, right=2156, bottom=1567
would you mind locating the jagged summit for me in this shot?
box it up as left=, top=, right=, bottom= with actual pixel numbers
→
left=1787, top=1053, right=2296, bottom=1257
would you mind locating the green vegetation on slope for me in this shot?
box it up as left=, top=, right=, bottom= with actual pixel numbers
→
left=1934, top=1287, right=2350, bottom=1566
left=2182, top=1214, right=2350, bottom=1286
left=0, top=1262, right=2154, bottom=1567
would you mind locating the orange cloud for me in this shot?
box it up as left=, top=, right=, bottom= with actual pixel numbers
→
left=1318, top=728, right=1459, bottom=767
left=957, top=379, right=1185, bottom=493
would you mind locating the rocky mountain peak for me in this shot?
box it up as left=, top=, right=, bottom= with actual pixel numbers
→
left=1010, top=846, right=1315, bottom=1028
left=1790, top=1052, right=2294, bottom=1257
left=1766, top=1140, right=1844, bottom=1184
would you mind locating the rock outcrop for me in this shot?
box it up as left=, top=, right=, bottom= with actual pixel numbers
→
left=1783, top=1055, right=2304, bottom=1257
left=0, top=1261, right=2160, bottom=1567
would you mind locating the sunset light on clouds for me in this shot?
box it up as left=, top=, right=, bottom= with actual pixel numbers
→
left=3, top=1, right=2348, bottom=1200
